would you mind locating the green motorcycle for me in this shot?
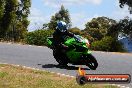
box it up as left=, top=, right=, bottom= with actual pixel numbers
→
left=47, top=35, right=98, bottom=70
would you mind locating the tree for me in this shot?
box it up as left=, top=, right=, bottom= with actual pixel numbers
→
left=119, top=17, right=132, bottom=35
left=57, top=5, right=71, bottom=24
left=91, top=36, right=125, bottom=52
left=0, top=0, right=31, bottom=41
left=48, top=16, right=57, bottom=30
left=42, top=23, right=48, bottom=30
left=15, top=0, right=31, bottom=40
left=85, top=17, right=116, bottom=30
left=0, top=0, right=18, bottom=39
left=106, top=16, right=132, bottom=41
left=86, top=28, right=107, bottom=41
left=84, top=16, right=116, bottom=41
left=0, top=0, right=5, bottom=23
left=48, top=5, right=71, bottom=30
left=119, top=0, right=132, bottom=14
left=0, top=0, right=6, bottom=38
left=68, top=27, right=81, bottom=35
left=107, top=23, right=120, bottom=39
left=116, top=17, right=132, bottom=40
left=85, top=19, right=99, bottom=29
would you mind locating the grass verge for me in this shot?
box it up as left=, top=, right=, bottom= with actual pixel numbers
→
left=0, top=64, right=119, bottom=88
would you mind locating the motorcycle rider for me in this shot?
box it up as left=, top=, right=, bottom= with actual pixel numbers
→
left=52, top=20, right=75, bottom=53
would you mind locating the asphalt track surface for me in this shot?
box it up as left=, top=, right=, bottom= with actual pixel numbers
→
left=0, top=42, right=132, bottom=88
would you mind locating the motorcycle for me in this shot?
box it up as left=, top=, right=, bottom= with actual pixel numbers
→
left=47, top=35, right=98, bottom=70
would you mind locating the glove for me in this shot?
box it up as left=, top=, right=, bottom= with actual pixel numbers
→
left=62, top=44, right=69, bottom=50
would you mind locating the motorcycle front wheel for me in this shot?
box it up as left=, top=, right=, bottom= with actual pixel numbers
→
left=84, top=54, right=98, bottom=70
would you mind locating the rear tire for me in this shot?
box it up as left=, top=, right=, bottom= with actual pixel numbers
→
left=84, top=54, right=98, bottom=70
left=53, top=50, right=68, bottom=65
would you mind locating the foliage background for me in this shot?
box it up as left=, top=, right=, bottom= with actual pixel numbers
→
left=1, top=1, right=132, bottom=52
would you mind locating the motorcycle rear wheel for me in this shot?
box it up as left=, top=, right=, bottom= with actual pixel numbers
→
left=53, top=50, right=68, bottom=65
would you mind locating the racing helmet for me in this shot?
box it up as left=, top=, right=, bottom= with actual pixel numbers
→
left=56, top=21, right=68, bottom=32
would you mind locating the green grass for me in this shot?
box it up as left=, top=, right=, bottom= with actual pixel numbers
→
left=0, top=64, right=119, bottom=88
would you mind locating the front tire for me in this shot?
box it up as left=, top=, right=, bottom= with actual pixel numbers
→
left=84, top=54, right=98, bottom=70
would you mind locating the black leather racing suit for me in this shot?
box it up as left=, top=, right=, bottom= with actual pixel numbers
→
left=53, top=29, right=74, bottom=51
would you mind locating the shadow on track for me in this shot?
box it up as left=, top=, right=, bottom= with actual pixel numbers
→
left=38, top=64, right=90, bottom=70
